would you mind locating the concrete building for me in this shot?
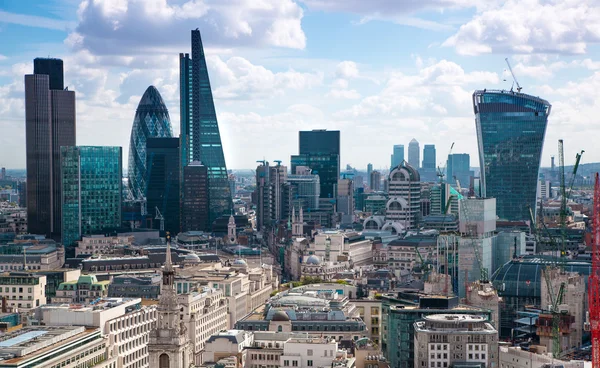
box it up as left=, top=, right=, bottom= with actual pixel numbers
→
left=0, top=243, right=64, bottom=271
left=34, top=297, right=157, bottom=368
left=499, top=346, right=586, bottom=368
left=465, top=280, right=500, bottom=328
left=337, top=178, right=355, bottom=224
left=539, top=266, right=585, bottom=353
left=370, top=171, right=382, bottom=192
left=414, top=314, right=498, bottom=368
left=354, top=299, right=382, bottom=346
left=0, top=272, right=46, bottom=311
left=236, top=288, right=367, bottom=341
left=458, top=198, right=497, bottom=297
left=0, top=326, right=116, bottom=368
left=25, top=58, right=76, bottom=241
left=255, top=161, right=290, bottom=231
left=74, top=235, right=135, bottom=257
left=382, top=295, right=493, bottom=368
left=386, top=163, right=420, bottom=231
left=53, top=274, right=109, bottom=304
left=301, top=255, right=350, bottom=281
left=537, top=179, right=552, bottom=199
left=312, top=231, right=372, bottom=267
left=175, top=260, right=275, bottom=329
left=108, top=274, right=161, bottom=300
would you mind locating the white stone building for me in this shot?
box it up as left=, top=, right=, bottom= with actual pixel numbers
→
left=0, top=272, right=46, bottom=311
left=414, top=314, right=498, bottom=368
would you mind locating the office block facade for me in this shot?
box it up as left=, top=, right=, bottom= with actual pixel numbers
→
left=408, top=138, right=420, bottom=169
left=390, top=145, right=404, bottom=168
left=473, top=90, right=551, bottom=221
left=385, top=163, right=421, bottom=230
left=61, top=146, right=122, bottom=247
left=422, top=144, right=436, bottom=170
left=182, top=162, right=209, bottom=232
left=127, top=86, right=173, bottom=200
left=288, top=171, right=320, bottom=211
left=293, top=130, right=340, bottom=199
left=25, top=59, right=76, bottom=239
left=447, top=153, right=472, bottom=189
left=146, top=138, right=180, bottom=235
left=180, top=29, right=232, bottom=226
left=255, top=162, right=290, bottom=231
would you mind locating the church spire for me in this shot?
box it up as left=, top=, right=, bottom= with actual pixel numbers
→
left=162, top=232, right=175, bottom=287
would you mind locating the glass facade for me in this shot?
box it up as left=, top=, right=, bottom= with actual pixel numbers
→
left=407, top=139, right=420, bottom=169
left=422, top=144, right=436, bottom=169
left=181, top=162, right=209, bottom=232
left=127, top=86, right=173, bottom=200
left=446, top=153, right=472, bottom=188
left=61, top=146, right=122, bottom=248
left=294, top=130, right=340, bottom=199
left=146, top=138, right=180, bottom=236
left=390, top=145, right=404, bottom=168
left=291, top=154, right=339, bottom=199
left=473, top=90, right=551, bottom=221
left=180, top=29, right=232, bottom=226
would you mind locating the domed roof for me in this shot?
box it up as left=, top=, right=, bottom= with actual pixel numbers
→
left=233, top=259, right=247, bottom=266
left=138, top=85, right=168, bottom=109
left=272, top=310, right=290, bottom=322
left=306, top=255, right=321, bottom=265
left=185, top=253, right=200, bottom=261
left=389, top=162, right=420, bottom=182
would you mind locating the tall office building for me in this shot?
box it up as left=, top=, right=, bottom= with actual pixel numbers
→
left=288, top=166, right=320, bottom=211
left=336, top=178, right=354, bottom=224
left=473, top=90, right=551, bottom=220
left=422, top=144, right=436, bottom=170
left=61, top=146, right=122, bottom=248
left=447, top=153, right=473, bottom=188
left=367, top=163, right=373, bottom=188
left=180, top=29, right=232, bottom=225
left=390, top=145, right=404, bottom=168
left=370, top=171, right=382, bottom=192
left=181, top=162, right=209, bottom=232
left=25, top=58, right=76, bottom=239
left=255, top=162, right=290, bottom=231
left=127, top=86, right=173, bottom=199
left=385, top=162, right=421, bottom=230
left=408, top=139, right=420, bottom=169
left=421, top=144, right=437, bottom=182
left=291, top=130, right=340, bottom=199
left=146, top=138, right=180, bottom=235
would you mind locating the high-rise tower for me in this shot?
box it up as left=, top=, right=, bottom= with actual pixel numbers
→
left=25, top=58, right=76, bottom=239
left=473, top=90, right=551, bottom=221
left=180, top=29, right=232, bottom=225
left=408, top=139, right=420, bottom=169
left=128, top=86, right=173, bottom=199
left=391, top=145, right=404, bottom=168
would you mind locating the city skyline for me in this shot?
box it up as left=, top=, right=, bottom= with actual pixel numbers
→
left=1, top=1, right=599, bottom=171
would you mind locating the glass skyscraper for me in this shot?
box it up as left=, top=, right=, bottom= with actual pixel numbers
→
left=180, top=29, right=232, bottom=225
left=447, top=153, right=472, bottom=188
left=408, top=138, right=420, bottom=169
left=127, top=86, right=173, bottom=199
left=473, top=90, right=551, bottom=221
left=146, top=138, right=180, bottom=236
left=61, top=146, right=122, bottom=248
left=390, top=145, right=404, bottom=168
left=292, top=130, right=340, bottom=199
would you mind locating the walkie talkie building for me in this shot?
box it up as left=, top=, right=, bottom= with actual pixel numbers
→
left=473, top=90, right=551, bottom=221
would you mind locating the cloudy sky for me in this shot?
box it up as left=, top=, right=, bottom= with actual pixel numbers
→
left=1, top=0, right=599, bottom=171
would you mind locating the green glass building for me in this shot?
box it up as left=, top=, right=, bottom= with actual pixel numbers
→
left=61, top=146, right=122, bottom=248
left=473, top=90, right=551, bottom=221
left=180, top=29, right=232, bottom=226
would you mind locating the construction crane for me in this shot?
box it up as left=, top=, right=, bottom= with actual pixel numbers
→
left=437, top=142, right=454, bottom=185
left=155, top=207, right=164, bottom=232
left=558, top=139, right=567, bottom=260
left=589, top=173, right=600, bottom=368
left=457, top=178, right=488, bottom=283
left=505, top=57, right=523, bottom=93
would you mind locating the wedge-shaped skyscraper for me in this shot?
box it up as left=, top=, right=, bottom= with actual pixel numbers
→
left=180, top=29, right=232, bottom=225
left=473, top=90, right=551, bottom=221
left=128, top=86, right=173, bottom=199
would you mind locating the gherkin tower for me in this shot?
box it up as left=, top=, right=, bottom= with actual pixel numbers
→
left=128, top=86, right=173, bottom=199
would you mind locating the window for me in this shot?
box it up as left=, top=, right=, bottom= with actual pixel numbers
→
left=292, top=361, right=298, bottom=367
left=284, top=360, right=289, bottom=366
left=307, top=350, right=313, bottom=356
left=307, top=360, right=313, bottom=366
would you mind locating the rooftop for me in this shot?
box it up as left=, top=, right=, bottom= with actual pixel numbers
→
left=0, top=326, right=96, bottom=360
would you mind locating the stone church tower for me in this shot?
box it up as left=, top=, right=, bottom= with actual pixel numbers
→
left=148, top=235, right=193, bottom=367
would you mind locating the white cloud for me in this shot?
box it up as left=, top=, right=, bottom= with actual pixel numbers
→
left=336, top=61, right=359, bottom=79
left=209, top=56, right=323, bottom=100
left=66, top=0, right=306, bottom=55
left=0, top=10, right=76, bottom=31
left=302, top=0, right=476, bottom=14
left=444, top=0, right=600, bottom=55
left=0, top=55, right=7, bottom=61
left=326, top=89, right=361, bottom=99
